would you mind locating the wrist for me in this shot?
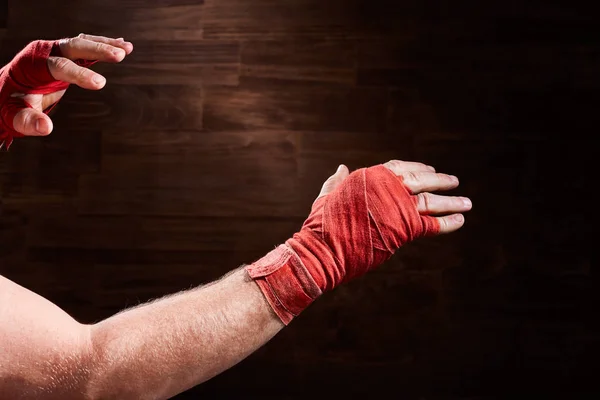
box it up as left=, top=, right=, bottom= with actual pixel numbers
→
left=245, top=244, right=322, bottom=325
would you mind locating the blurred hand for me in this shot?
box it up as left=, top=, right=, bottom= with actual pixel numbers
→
left=9, top=34, right=133, bottom=137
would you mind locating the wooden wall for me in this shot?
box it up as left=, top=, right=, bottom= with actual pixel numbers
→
left=0, top=1, right=597, bottom=398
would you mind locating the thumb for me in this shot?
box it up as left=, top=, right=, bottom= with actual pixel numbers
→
left=13, top=107, right=54, bottom=136
left=317, top=164, right=350, bottom=200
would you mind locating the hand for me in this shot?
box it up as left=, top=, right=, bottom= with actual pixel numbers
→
left=317, top=160, right=471, bottom=234
left=295, top=160, right=472, bottom=287
left=0, top=34, right=133, bottom=149
left=246, top=160, right=473, bottom=324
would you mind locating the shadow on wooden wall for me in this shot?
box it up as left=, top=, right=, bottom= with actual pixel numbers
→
left=0, top=0, right=597, bottom=398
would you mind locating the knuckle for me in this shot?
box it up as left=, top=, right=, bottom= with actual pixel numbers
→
left=421, top=193, right=432, bottom=211
left=51, top=56, right=70, bottom=71
left=68, top=37, right=82, bottom=49
left=439, top=217, right=449, bottom=231
left=404, top=171, right=418, bottom=183
left=76, top=67, right=90, bottom=82
left=78, top=33, right=87, bottom=39
left=95, top=42, right=109, bottom=53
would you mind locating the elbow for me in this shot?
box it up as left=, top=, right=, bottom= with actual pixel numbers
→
left=3, top=324, right=101, bottom=400
left=80, top=324, right=144, bottom=400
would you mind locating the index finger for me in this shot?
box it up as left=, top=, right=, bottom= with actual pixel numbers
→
left=76, top=34, right=133, bottom=55
left=384, top=160, right=436, bottom=173
left=58, top=37, right=124, bottom=63
left=47, top=56, right=106, bottom=90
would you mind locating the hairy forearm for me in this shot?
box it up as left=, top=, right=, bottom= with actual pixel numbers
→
left=0, top=268, right=284, bottom=400
left=86, top=267, right=284, bottom=399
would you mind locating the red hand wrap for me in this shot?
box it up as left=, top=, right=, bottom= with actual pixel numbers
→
left=0, top=40, right=96, bottom=150
left=246, top=165, right=440, bottom=324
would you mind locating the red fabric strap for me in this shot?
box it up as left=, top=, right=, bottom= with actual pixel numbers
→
left=247, top=245, right=322, bottom=324
left=0, top=40, right=96, bottom=150
left=246, top=165, right=440, bottom=324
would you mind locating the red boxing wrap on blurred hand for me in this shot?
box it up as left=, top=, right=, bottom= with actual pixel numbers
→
left=0, top=40, right=95, bottom=150
left=246, top=165, right=440, bottom=324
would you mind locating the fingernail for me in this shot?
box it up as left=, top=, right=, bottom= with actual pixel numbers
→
left=455, top=214, right=464, bottom=222
left=462, top=198, right=472, bottom=207
left=35, top=118, right=51, bottom=134
left=337, top=164, right=345, bottom=172
left=117, top=37, right=125, bottom=41
left=451, top=175, right=459, bottom=183
left=93, top=74, right=106, bottom=85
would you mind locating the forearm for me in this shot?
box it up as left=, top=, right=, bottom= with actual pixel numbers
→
left=0, top=267, right=283, bottom=400
left=86, top=267, right=283, bottom=399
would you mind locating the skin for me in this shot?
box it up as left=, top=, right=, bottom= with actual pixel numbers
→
left=10, top=34, right=134, bottom=137
left=0, top=35, right=473, bottom=400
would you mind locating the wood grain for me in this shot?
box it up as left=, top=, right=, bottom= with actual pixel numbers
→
left=241, top=39, right=356, bottom=85
left=204, top=85, right=388, bottom=132
left=0, top=0, right=596, bottom=398
left=55, top=85, right=203, bottom=131
left=202, top=0, right=362, bottom=40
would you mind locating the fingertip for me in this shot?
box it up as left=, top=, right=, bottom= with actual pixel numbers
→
left=462, top=197, right=472, bottom=210
left=116, top=38, right=134, bottom=54
left=436, top=213, right=465, bottom=234
left=35, top=117, right=53, bottom=136
left=337, top=165, right=350, bottom=181
left=92, top=74, right=107, bottom=89
left=112, top=48, right=126, bottom=62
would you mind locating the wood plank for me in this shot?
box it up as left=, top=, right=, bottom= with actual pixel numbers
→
left=7, top=1, right=125, bottom=38
left=96, top=63, right=240, bottom=86
left=121, top=40, right=239, bottom=64
left=0, top=1, right=6, bottom=29
left=77, top=130, right=305, bottom=217
left=94, top=129, right=410, bottom=217
left=6, top=2, right=204, bottom=42
left=27, top=211, right=300, bottom=252
left=91, top=40, right=240, bottom=85
left=241, top=39, right=356, bottom=85
left=100, top=129, right=296, bottom=154
left=54, top=85, right=203, bottom=131
left=386, top=88, right=437, bottom=139
left=202, top=0, right=362, bottom=40
left=203, top=85, right=387, bottom=132
left=0, top=207, right=27, bottom=260
left=295, top=129, right=412, bottom=207
left=0, top=131, right=101, bottom=197
left=124, top=5, right=204, bottom=41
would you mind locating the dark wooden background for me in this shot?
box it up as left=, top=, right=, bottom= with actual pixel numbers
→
left=0, top=1, right=597, bottom=398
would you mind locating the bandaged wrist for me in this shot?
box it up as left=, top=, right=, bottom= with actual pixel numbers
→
left=246, top=165, right=440, bottom=325
left=246, top=245, right=322, bottom=325
left=0, top=40, right=96, bottom=149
